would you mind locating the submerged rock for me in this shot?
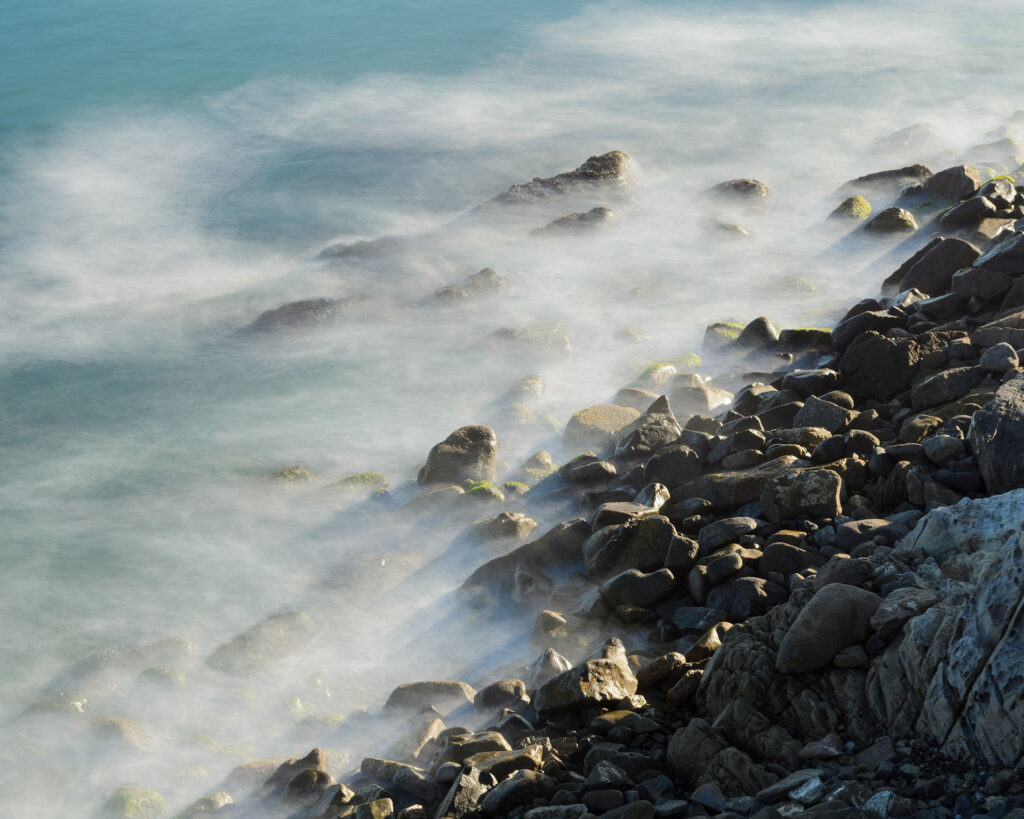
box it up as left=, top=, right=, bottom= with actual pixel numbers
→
left=563, top=404, right=640, bottom=454
left=864, top=207, right=918, bottom=234
left=533, top=206, right=614, bottom=235
left=489, top=151, right=631, bottom=205
left=207, top=610, right=315, bottom=675
left=420, top=426, right=498, bottom=485
left=248, top=298, right=344, bottom=333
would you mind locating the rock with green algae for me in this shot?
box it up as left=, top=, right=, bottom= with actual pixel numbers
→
left=269, top=465, right=316, bottom=483
left=502, top=480, right=530, bottom=496
left=461, top=481, right=505, bottom=504
left=92, top=717, right=150, bottom=750
left=702, top=321, right=744, bottom=352
left=333, top=472, right=390, bottom=494
left=563, top=404, right=641, bottom=454
left=865, top=206, right=918, bottom=234
left=138, top=665, right=185, bottom=686
left=829, top=195, right=872, bottom=221
left=511, top=450, right=557, bottom=485
left=206, top=610, right=315, bottom=675
left=173, top=791, right=233, bottom=818
left=100, top=786, right=166, bottom=819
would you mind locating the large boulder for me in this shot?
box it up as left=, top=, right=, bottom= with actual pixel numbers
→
left=776, top=584, right=882, bottom=673
left=384, top=681, right=477, bottom=715
left=898, top=490, right=1024, bottom=565
left=969, top=374, right=1024, bottom=494
left=839, top=332, right=933, bottom=401
left=420, top=426, right=498, bottom=485
left=582, top=516, right=677, bottom=582
left=534, top=639, right=638, bottom=713
left=616, top=396, right=682, bottom=457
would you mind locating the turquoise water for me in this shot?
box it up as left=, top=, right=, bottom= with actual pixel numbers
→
left=2, top=0, right=1024, bottom=815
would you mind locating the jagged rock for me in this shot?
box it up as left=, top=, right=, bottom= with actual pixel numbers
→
left=792, top=396, right=857, bottom=433
left=969, top=374, right=1024, bottom=494
left=489, top=151, right=631, bottom=205
left=760, top=469, right=843, bottom=524
left=434, top=768, right=489, bottom=819
left=534, top=639, right=638, bottom=713
left=420, top=426, right=498, bottom=485
left=974, top=232, right=1024, bottom=275
left=870, top=588, right=940, bottom=640
left=526, top=648, right=574, bottom=690
left=839, top=332, right=938, bottom=401
left=617, top=396, right=683, bottom=457
left=360, top=759, right=443, bottom=804
left=897, top=490, right=1024, bottom=564
left=207, top=610, right=314, bottom=675
left=465, top=745, right=544, bottom=780
left=776, top=584, right=882, bottom=673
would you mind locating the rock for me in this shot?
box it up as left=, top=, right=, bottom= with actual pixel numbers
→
left=697, top=517, right=759, bottom=553
left=865, top=207, right=917, bottom=234
left=898, top=489, right=1024, bottom=564
left=434, top=768, right=489, bottom=819
left=789, top=776, right=825, bottom=806
left=839, top=332, right=933, bottom=401
left=924, top=165, right=981, bottom=202
left=100, top=787, right=167, bottom=818
left=760, top=542, right=827, bottom=576
left=534, top=207, right=614, bottom=234
left=836, top=518, right=909, bottom=551
left=792, top=396, right=857, bottom=433
left=475, top=680, right=529, bottom=713
left=564, top=405, right=641, bottom=454
left=670, top=382, right=733, bottom=415
left=981, top=342, right=1019, bottom=373
left=969, top=374, right=1024, bottom=494
left=939, top=196, right=999, bottom=229
left=842, top=164, right=931, bottom=196
left=830, top=195, right=872, bottom=222
left=755, top=769, right=826, bottom=804
left=591, top=710, right=659, bottom=733
left=614, top=387, right=660, bottom=411
left=583, top=516, right=677, bottom=582
left=534, top=639, right=638, bottom=713
left=465, top=745, right=544, bottom=780
left=617, top=395, right=683, bottom=457
left=951, top=266, right=1014, bottom=300
left=420, top=426, right=497, bottom=485
left=175, top=792, right=234, bottom=818
left=490, top=151, right=631, bottom=205
left=480, top=770, right=554, bottom=815
left=384, top=681, right=476, bottom=715
left=523, top=806, right=588, bottom=819
left=486, top=324, right=572, bottom=356
left=760, top=469, right=843, bottom=524
left=248, top=298, right=344, bottom=332
left=799, top=734, right=844, bottom=760
left=974, top=232, right=1024, bottom=275
left=472, top=512, right=538, bottom=543
left=436, top=268, right=506, bottom=300
left=738, top=316, right=780, bottom=349
left=585, top=759, right=633, bottom=790
left=707, top=577, right=779, bottom=620
left=710, top=178, right=770, bottom=201
left=207, top=610, right=314, bottom=675
left=357, top=799, right=396, bottom=819
left=677, top=455, right=802, bottom=511
left=776, top=584, right=882, bottom=673
left=870, top=587, right=940, bottom=639
left=526, top=648, right=573, bottom=690
left=921, top=434, right=965, bottom=464
left=897, top=237, right=981, bottom=296
left=285, top=768, right=336, bottom=803
left=601, top=568, right=676, bottom=608
left=911, top=366, right=987, bottom=410
left=643, top=445, right=702, bottom=486
left=636, top=652, right=688, bottom=687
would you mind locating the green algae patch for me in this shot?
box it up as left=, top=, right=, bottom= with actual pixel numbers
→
left=268, top=465, right=316, bottom=483
left=830, top=194, right=872, bottom=221
left=462, top=481, right=505, bottom=503
left=333, top=472, right=390, bottom=493
left=502, top=481, right=530, bottom=496
left=702, top=321, right=744, bottom=352
left=101, top=787, right=167, bottom=819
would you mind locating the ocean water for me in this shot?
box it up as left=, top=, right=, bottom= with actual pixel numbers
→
left=1, top=0, right=1023, bottom=815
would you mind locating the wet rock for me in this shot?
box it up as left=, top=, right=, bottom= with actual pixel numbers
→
left=969, top=374, right=1024, bottom=494
left=471, top=512, right=538, bottom=543
left=534, top=206, right=614, bottom=234
left=793, top=395, right=857, bottom=433
left=601, top=568, right=676, bottom=608
left=583, top=515, right=677, bottom=581
left=383, top=681, right=476, bottom=715
left=643, top=445, right=702, bottom=486
left=534, top=639, right=638, bottom=714
left=474, top=679, right=530, bottom=713
left=489, top=151, right=631, bottom=205
left=207, top=610, right=315, bottom=675
left=738, top=316, right=780, bottom=349
left=974, top=232, right=1024, bottom=275
left=830, top=195, right=872, bottom=222
left=527, top=648, right=574, bottom=690
left=839, top=332, right=932, bottom=401
left=617, top=395, right=683, bottom=457
left=564, top=405, right=641, bottom=454
left=776, top=584, right=882, bottom=673
left=480, top=770, right=554, bottom=815
left=677, top=455, right=801, bottom=511
left=710, top=178, right=770, bottom=201
left=100, top=787, right=166, bottom=818
left=939, top=195, right=999, bottom=229
left=285, top=768, right=336, bottom=803
left=248, top=297, right=344, bottom=333
left=842, top=164, right=931, bottom=196
left=706, top=577, right=780, bottom=620
left=865, top=207, right=917, bottom=234
left=175, top=791, right=234, bottom=818
left=486, top=325, right=573, bottom=356
left=436, top=268, right=506, bottom=300
left=465, top=745, right=544, bottom=780
left=760, top=469, right=843, bottom=524
left=420, top=426, right=498, bottom=485
left=434, top=768, right=489, bottom=819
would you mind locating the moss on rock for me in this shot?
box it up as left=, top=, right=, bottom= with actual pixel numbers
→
left=865, top=206, right=918, bottom=234
left=830, top=194, right=872, bottom=221
left=563, top=404, right=640, bottom=453
left=333, top=472, right=390, bottom=493
left=269, top=466, right=316, bottom=483
left=101, top=786, right=167, bottom=819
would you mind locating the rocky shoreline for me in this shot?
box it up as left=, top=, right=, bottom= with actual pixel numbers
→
left=106, top=135, right=1024, bottom=819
